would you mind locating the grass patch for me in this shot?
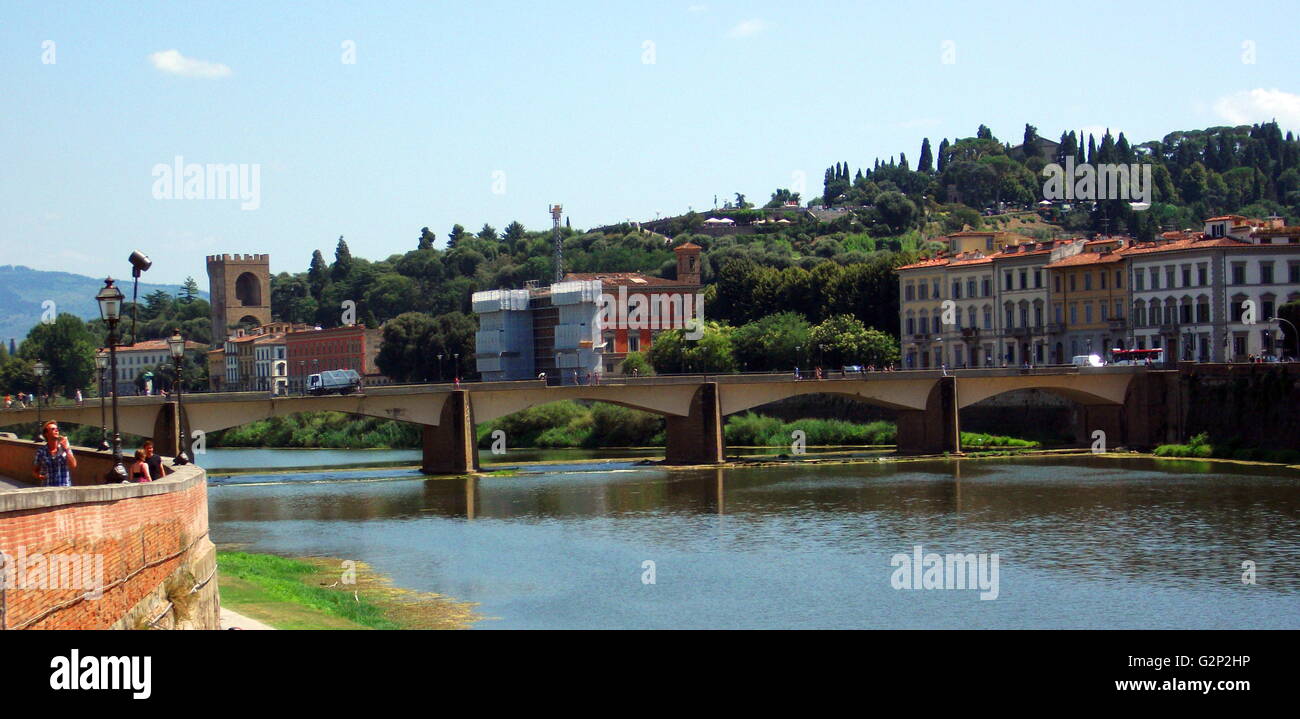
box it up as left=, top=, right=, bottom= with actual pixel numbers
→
left=960, top=432, right=1040, bottom=449
left=218, top=551, right=479, bottom=630
left=218, top=551, right=399, bottom=629
left=724, top=413, right=896, bottom=446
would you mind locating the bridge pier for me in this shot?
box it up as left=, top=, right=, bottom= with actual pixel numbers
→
left=664, top=382, right=724, bottom=465
left=421, top=390, right=478, bottom=475
left=151, top=402, right=187, bottom=458
left=1075, top=404, right=1124, bottom=448
left=896, top=376, right=960, bottom=454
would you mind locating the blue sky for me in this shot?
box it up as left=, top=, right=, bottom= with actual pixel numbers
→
left=3, top=0, right=1299, bottom=284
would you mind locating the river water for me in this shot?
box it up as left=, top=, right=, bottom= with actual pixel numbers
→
left=204, top=448, right=1300, bottom=629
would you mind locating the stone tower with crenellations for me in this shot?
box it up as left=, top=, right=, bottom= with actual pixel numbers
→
left=206, top=253, right=271, bottom=345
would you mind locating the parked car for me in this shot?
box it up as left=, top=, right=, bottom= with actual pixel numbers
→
left=308, top=369, right=361, bottom=395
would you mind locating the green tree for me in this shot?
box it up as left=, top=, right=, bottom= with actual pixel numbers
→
left=332, top=236, right=353, bottom=282
left=808, top=315, right=898, bottom=368
left=620, top=351, right=654, bottom=376
left=308, top=249, right=330, bottom=300
left=918, top=138, right=934, bottom=173
left=646, top=322, right=735, bottom=374
left=179, top=276, right=200, bottom=304
left=18, top=313, right=97, bottom=397
left=731, top=311, right=810, bottom=371
left=447, top=224, right=467, bottom=249
left=417, top=227, right=436, bottom=250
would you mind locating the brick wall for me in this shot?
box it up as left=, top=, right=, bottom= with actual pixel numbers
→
left=0, top=437, right=218, bottom=630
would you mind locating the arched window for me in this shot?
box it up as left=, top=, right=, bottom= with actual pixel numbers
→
left=235, top=272, right=262, bottom=307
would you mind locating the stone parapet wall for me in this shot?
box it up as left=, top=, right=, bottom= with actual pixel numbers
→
left=0, top=437, right=218, bottom=630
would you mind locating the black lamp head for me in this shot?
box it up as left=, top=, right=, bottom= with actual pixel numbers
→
left=129, top=250, right=153, bottom=278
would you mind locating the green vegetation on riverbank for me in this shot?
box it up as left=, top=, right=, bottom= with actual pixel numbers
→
left=217, top=551, right=478, bottom=630
left=1155, top=432, right=1300, bottom=464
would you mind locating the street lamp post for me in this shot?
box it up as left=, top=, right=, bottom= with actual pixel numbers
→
left=96, top=278, right=128, bottom=481
left=437, top=354, right=444, bottom=383
left=1272, top=316, right=1298, bottom=359
left=168, top=329, right=190, bottom=463
left=32, top=361, right=47, bottom=442
left=95, top=351, right=110, bottom=450
left=453, top=353, right=460, bottom=382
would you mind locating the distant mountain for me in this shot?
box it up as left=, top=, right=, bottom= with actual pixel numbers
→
left=0, top=265, right=208, bottom=347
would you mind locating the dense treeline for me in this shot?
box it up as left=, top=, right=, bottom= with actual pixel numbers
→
left=810, top=120, right=1300, bottom=241
left=0, top=279, right=210, bottom=399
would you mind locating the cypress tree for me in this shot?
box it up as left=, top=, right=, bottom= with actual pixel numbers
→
left=331, top=236, right=352, bottom=282
left=919, top=138, right=934, bottom=173
left=308, top=249, right=328, bottom=300
left=937, top=138, right=949, bottom=173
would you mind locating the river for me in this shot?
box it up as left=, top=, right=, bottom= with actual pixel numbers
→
left=204, top=448, right=1300, bottom=629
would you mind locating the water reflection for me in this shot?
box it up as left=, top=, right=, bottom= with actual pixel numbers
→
left=209, top=453, right=1300, bottom=629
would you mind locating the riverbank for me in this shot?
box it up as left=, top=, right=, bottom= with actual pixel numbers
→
left=216, top=550, right=481, bottom=629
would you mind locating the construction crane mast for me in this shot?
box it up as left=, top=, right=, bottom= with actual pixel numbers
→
left=550, top=204, right=564, bottom=283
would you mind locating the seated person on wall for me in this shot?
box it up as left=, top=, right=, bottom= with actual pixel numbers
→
left=32, top=420, right=77, bottom=488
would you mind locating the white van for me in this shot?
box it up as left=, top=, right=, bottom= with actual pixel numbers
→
left=1071, top=354, right=1104, bottom=367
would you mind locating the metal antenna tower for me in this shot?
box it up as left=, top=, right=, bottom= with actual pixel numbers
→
left=550, top=204, right=563, bottom=283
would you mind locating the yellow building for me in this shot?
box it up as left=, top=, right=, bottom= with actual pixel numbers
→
left=1044, top=238, right=1129, bottom=362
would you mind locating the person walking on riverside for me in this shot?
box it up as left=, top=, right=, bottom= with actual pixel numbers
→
left=32, top=420, right=77, bottom=488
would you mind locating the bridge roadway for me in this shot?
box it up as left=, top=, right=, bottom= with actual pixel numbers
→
left=0, top=366, right=1174, bottom=474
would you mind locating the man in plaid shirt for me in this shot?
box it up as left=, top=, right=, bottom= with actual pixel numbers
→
left=33, top=420, right=77, bottom=487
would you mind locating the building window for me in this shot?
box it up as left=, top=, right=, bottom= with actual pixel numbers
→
left=1198, top=264, right=1208, bottom=286
left=1054, top=303, right=1063, bottom=323
left=1181, top=266, right=1191, bottom=287
left=1069, top=304, right=1078, bottom=324
left=905, top=284, right=914, bottom=301
left=967, top=279, right=976, bottom=298
left=918, top=284, right=927, bottom=300
left=1069, top=275, right=1076, bottom=292
left=1261, top=262, right=1275, bottom=284
left=982, top=277, right=991, bottom=297
left=1034, top=270, right=1042, bottom=288
left=1019, top=270, right=1028, bottom=289
left=1166, top=266, right=1175, bottom=289
left=932, top=316, right=941, bottom=333
left=1232, top=263, right=1246, bottom=285
left=1004, top=271, right=1012, bottom=291
left=1134, top=272, right=1143, bottom=291
left=906, top=317, right=915, bottom=335
left=983, top=307, right=992, bottom=329
left=1290, top=263, right=1300, bottom=284
left=1055, top=275, right=1062, bottom=292
left=952, top=281, right=961, bottom=299
left=1084, top=303, right=1092, bottom=323
left=1100, top=272, right=1107, bottom=290
left=1196, top=298, right=1210, bottom=323
left=1149, top=268, right=1159, bottom=289
left=1115, top=270, right=1123, bottom=289
left=628, top=335, right=640, bottom=352
left=1084, top=273, right=1092, bottom=291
